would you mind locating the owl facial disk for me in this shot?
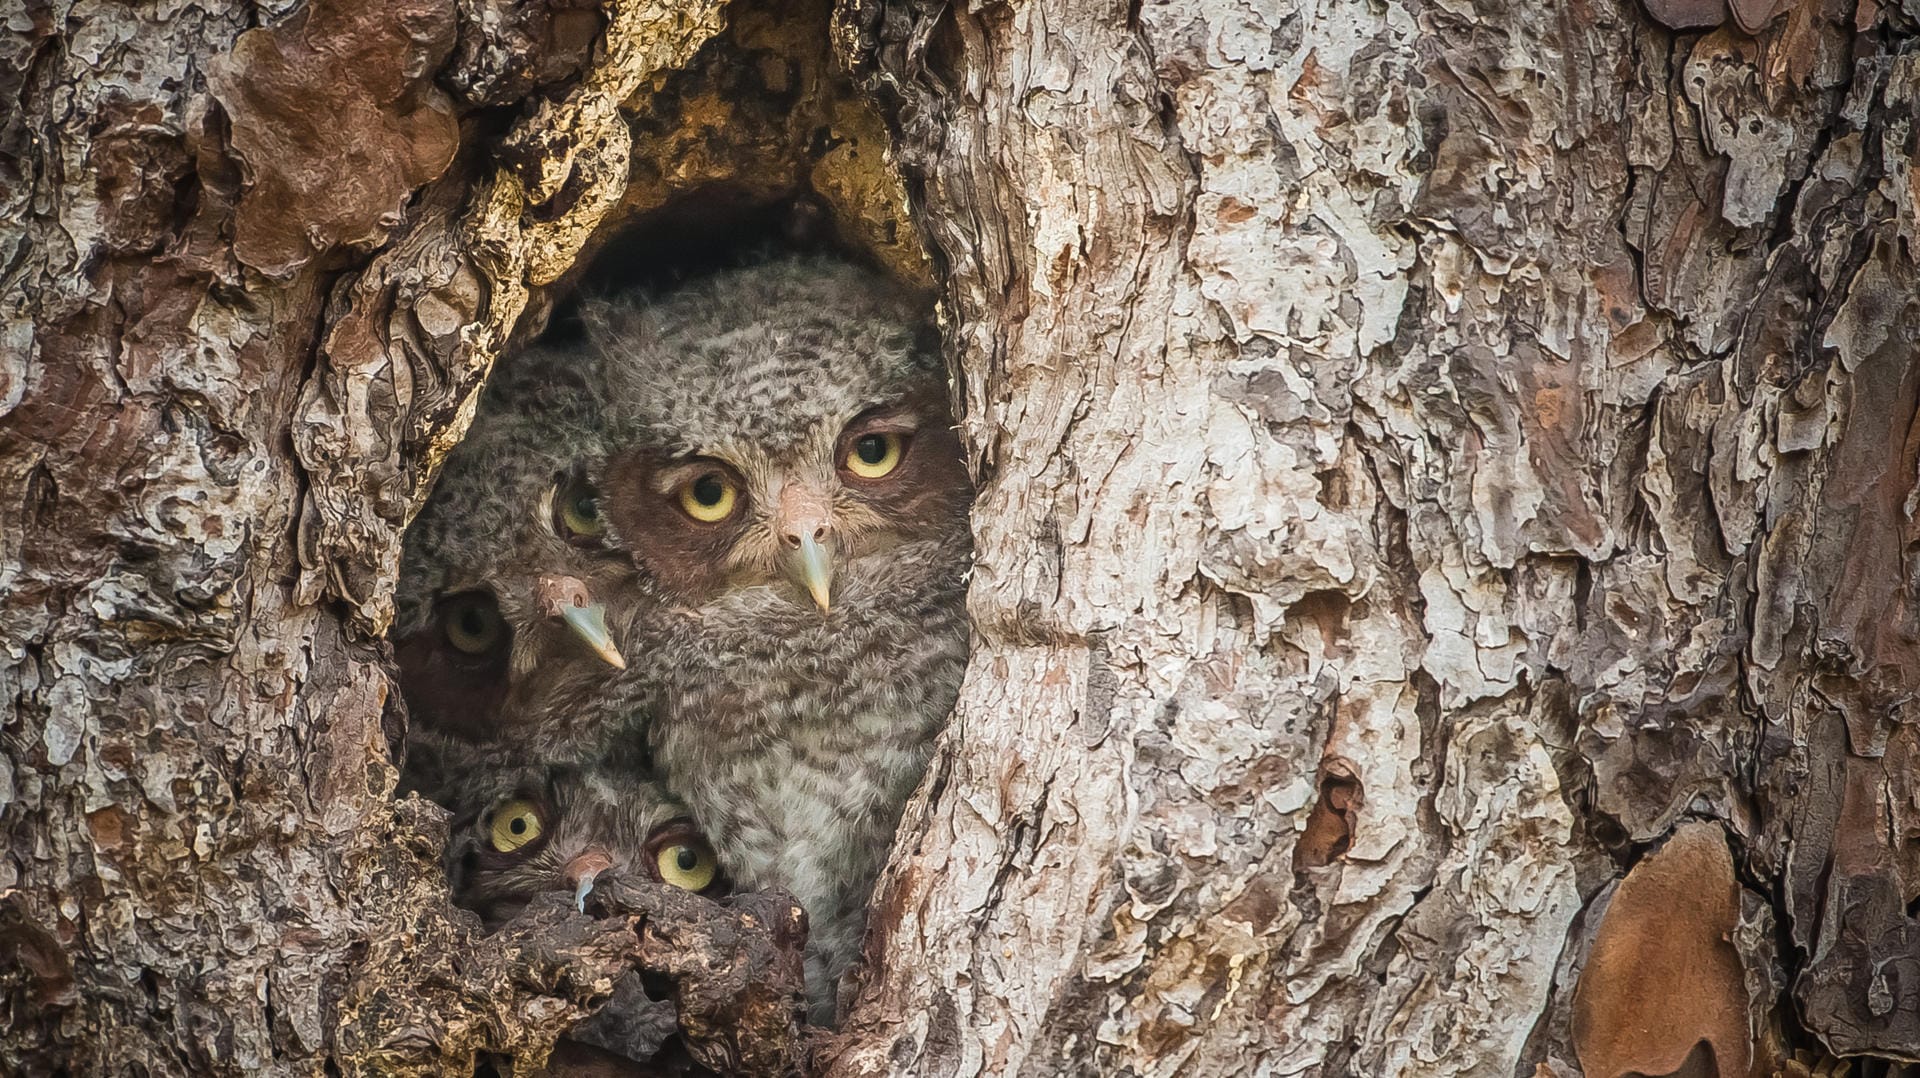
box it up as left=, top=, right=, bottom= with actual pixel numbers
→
left=775, top=481, right=836, bottom=613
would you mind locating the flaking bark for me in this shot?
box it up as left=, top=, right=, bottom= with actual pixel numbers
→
left=3, top=0, right=828, bottom=1072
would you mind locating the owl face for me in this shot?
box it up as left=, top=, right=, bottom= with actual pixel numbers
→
left=445, top=766, right=727, bottom=928
left=394, top=395, right=630, bottom=749
left=600, top=396, right=969, bottom=613
left=589, top=258, right=972, bottom=615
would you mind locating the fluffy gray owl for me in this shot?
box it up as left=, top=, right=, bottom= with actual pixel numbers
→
left=394, top=345, right=632, bottom=793
left=588, top=257, right=973, bottom=1023
left=443, top=763, right=727, bottom=928
left=443, top=765, right=728, bottom=1069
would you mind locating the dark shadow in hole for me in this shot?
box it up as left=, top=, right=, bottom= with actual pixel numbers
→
left=541, top=183, right=886, bottom=349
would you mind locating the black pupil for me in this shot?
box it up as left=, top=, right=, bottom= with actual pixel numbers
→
left=675, top=847, right=699, bottom=871
left=571, top=493, right=597, bottom=520
left=509, top=816, right=527, bottom=835
left=856, top=435, right=888, bottom=465
left=692, top=475, right=725, bottom=506
left=459, top=608, right=490, bottom=638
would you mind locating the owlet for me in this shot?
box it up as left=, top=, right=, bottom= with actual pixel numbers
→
left=443, top=764, right=727, bottom=928
left=394, top=344, right=632, bottom=797
left=590, top=257, right=974, bottom=1023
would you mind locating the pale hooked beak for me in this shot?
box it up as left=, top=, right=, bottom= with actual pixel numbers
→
left=560, top=603, right=626, bottom=670
left=777, top=484, right=836, bottom=614
left=789, top=532, right=835, bottom=614
left=564, top=848, right=614, bottom=912
left=536, top=574, right=626, bottom=669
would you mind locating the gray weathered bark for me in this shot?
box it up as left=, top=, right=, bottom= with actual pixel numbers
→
left=825, top=1, right=1920, bottom=1075
left=4, top=0, right=1916, bottom=1073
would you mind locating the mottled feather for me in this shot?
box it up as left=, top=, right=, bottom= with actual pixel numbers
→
left=590, top=257, right=972, bottom=1023
left=441, top=763, right=726, bottom=928
left=394, top=344, right=635, bottom=794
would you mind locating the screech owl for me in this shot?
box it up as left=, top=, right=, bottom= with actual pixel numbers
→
left=393, top=345, right=634, bottom=796
left=443, top=764, right=727, bottom=929
left=443, top=764, right=728, bottom=1070
left=587, top=256, right=974, bottom=1023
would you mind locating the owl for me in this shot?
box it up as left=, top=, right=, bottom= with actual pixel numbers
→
left=443, top=764, right=728, bottom=929
left=588, top=257, right=974, bottom=1023
left=394, top=344, right=634, bottom=795
left=444, top=765, right=728, bottom=1071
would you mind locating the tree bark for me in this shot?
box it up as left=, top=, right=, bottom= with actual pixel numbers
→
left=4, top=0, right=1917, bottom=1073
left=826, top=1, right=1919, bottom=1075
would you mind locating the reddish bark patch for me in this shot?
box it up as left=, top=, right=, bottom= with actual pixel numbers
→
left=1293, top=762, right=1361, bottom=872
left=209, top=0, right=458, bottom=277
left=0, top=896, right=78, bottom=1009
left=1640, top=0, right=1732, bottom=28
left=1638, top=0, right=1806, bottom=32
left=86, top=96, right=194, bottom=257
left=1572, top=821, right=1750, bottom=1078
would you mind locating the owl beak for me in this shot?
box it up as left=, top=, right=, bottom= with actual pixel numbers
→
left=564, top=847, right=615, bottom=912
left=787, top=532, right=835, bottom=614
left=776, top=485, right=836, bottom=613
left=538, top=574, right=626, bottom=669
left=560, top=602, right=626, bottom=670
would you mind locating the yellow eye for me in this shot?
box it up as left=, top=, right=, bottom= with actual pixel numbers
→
left=443, top=594, right=506, bottom=655
left=844, top=433, right=903, bottom=479
left=554, top=476, right=606, bottom=542
left=655, top=840, right=718, bottom=892
left=487, top=799, right=545, bottom=853
left=678, top=472, right=738, bottom=523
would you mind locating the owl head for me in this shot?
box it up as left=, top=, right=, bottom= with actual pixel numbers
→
left=587, top=257, right=972, bottom=620
left=394, top=348, right=632, bottom=754
left=444, top=765, right=727, bottom=928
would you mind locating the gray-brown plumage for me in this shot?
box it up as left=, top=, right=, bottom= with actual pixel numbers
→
left=588, top=257, right=973, bottom=1023
left=393, top=346, right=633, bottom=795
left=442, top=764, right=727, bottom=1069
left=442, top=764, right=726, bottom=928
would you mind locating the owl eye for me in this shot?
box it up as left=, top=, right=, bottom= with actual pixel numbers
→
left=553, top=475, right=607, bottom=545
left=844, top=432, right=904, bottom=479
left=442, top=593, right=508, bottom=655
left=486, top=799, right=546, bottom=853
left=654, top=839, right=719, bottom=892
left=677, top=472, right=739, bottom=523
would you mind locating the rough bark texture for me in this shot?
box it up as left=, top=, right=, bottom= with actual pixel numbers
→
left=4, top=0, right=1918, bottom=1072
left=823, top=0, right=1920, bottom=1075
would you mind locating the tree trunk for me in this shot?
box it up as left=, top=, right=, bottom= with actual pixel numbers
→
left=3, top=0, right=1915, bottom=1073
left=827, top=1, right=1919, bottom=1075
